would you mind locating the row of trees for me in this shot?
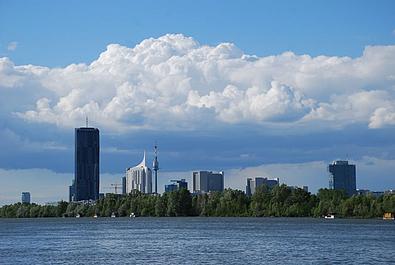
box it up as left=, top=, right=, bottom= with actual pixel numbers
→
left=1, top=185, right=394, bottom=218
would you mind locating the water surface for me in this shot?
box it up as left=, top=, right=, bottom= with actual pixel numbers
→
left=0, top=217, right=394, bottom=264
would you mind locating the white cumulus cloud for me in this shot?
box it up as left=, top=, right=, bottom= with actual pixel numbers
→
left=0, top=34, right=395, bottom=132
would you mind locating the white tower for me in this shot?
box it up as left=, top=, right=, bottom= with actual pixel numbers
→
left=153, top=144, right=159, bottom=194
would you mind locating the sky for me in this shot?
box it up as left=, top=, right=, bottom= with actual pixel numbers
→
left=0, top=0, right=395, bottom=204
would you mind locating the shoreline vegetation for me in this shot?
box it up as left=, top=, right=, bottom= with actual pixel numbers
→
left=1, top=185, right=394, bottom=219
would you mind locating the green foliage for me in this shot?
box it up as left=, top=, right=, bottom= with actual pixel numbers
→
left=1, top=189, right=394, bottom=218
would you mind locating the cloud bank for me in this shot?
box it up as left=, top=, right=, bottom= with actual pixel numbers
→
left=1, top=34, right=395, bottom=132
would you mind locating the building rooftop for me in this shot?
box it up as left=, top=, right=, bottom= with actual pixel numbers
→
left=332, top=160, right=350, bottom=165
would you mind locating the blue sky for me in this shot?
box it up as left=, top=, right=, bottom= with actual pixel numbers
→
left=2, top=0, right=395, bottom=65
left=0, top=0, right=395, bottom=204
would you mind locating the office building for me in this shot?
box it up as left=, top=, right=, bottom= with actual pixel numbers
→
left=21, top=192, right=31, bottom=204
left=73, top=127, right=100, bottom=201
left=165, top=179, right=188, bottom=193
left=356, top=189, right=386, bottom=198
left=125, top=152, right=152, bottom=194
left=69, top=179, right=75, bottom=202
left=246, top=177, right=279, bottom=196
left=328, top=160, right=356, bottom=197
left=192, top=171, right=224, bottom=193
left=122, top=176, right=127, bottom=195
left=165, top=183, right=178, bottom=193
left=288, top=185, right=309, bottom=192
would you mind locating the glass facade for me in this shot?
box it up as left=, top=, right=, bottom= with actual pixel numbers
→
left=246, top=177, right=279, bottom=196
left=21, top=192, right=31, bottom=204
left=165, top=179, right=188, bottom=192
left=192, top=171, right=224, bottom=193
left=328, top=160, right=356, bottom=197
left=74, top=127, right=100, bottom=201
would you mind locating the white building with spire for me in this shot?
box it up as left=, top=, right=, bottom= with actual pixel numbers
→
left=125, top=152, right=152, bottom=194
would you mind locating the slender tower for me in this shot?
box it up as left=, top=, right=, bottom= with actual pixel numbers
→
left=153, top=143, right=159, bottom=194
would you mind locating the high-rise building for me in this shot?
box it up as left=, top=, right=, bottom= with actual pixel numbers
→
left=73, top=127, right=100, bottom=201
left=328, top=160, right=356, bottom=197
left=192, top=171, right=224, bottom=193
left=21, top=192, right=31, bottom=204
left=122, top=176, right=127, bottom=195
left=246, top=177, right=279, bottom=196
left=165, top=179, right=188, bottom=192
left=69, top=179, right=75, bottom=202
left=125, top=152, right=152, bottom=194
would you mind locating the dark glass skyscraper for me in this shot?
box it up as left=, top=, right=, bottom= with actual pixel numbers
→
left=74, top=127, right=100, bottom=201
left=328, top=160, right=356, bottom=197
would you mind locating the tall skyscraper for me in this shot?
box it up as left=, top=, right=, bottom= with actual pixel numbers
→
left=328, top=160, right=356, bottom=197
left=246, top=177, right=279, bottom=196
left=21, top=192, right=31, bottom=204
left=125, top=152, right=152, bottom=194
left=192, top=171, right=224, bottom=193
left=73, top=127, right=100, bottom=201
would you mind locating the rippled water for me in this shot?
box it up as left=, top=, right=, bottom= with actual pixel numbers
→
left=0, top=217, right=394, bottom=264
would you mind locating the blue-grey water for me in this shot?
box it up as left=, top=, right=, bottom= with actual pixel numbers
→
left=0, top=217, right=394, bottom=264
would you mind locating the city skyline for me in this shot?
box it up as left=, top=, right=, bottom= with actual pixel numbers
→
left=1, top=1, right=395, bottom=204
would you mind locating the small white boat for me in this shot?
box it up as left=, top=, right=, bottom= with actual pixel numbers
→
left=324, top=214, right=335, bottom=219
left=93, top=214, right=98, bottom=218
left=129, top=212, right=136, bottom=218
left=76, top=214, right=81, bottom=218
left=111, top=212, right=116, bottom=218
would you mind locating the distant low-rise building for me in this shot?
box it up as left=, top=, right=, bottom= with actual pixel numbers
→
left=193, top=171, right=224, bottom=193
left=357, top=189, right=386, bottom=198
left=356, top=189, right=370, bottom=196
left=21, top=192, right=31, bottom=204
left=165, top=179, right=188, bottom=193
left=288, top=185, right=309, bottom=193
left=246, top=177, right=279, bottom=196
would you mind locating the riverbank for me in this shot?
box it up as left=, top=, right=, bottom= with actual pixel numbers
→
left=1, top=186, right=394, bottom=219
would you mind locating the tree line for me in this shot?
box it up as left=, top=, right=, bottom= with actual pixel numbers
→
left=1, top=185, right=394, bottom=218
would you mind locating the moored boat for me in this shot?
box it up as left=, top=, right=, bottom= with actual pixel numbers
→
left=111, top=212, right=116, bottom=218
left=383, top=212, right=394, bottom=220
left=324, top=214, right=335, bottom=219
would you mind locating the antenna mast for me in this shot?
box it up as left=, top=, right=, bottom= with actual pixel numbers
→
left=86, top=116, right=89, bottom=127
left=153, top=142, right=159, bottom=194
